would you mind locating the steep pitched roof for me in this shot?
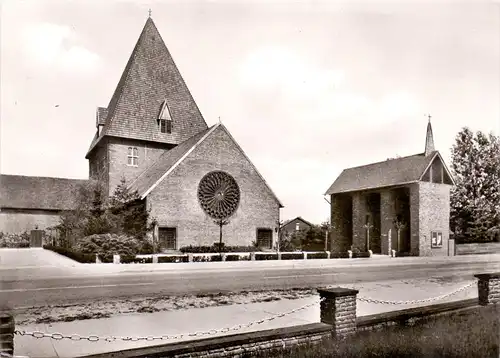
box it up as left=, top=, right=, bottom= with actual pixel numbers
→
left=325, top=152, right=437, bottom=195
left=281, top=216, right=313, bottom=229
left=128, top=123, right=284, bottom=207
left=0, top=175, right=88, bottom=211
left=128, top=125, right=216, bottom=196
left=86, top=17, right=208, bottom=158
left=96, top=107, right=108, bottom=126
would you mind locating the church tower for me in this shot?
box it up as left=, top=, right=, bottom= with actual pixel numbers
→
left=85, top=16, right=208, bottom=196
left=424, top=116, right=435, bottom=156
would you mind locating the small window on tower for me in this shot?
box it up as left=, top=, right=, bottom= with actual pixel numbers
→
left=127, top=147, right=138, bottom=167
left=158, top=99, right=173, bottom=134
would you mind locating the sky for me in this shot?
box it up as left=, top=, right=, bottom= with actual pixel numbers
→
left=1, top=0, right=499, bottom=225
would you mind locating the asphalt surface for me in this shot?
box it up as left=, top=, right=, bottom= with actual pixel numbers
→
left=2, top=259, right=500, bottom=309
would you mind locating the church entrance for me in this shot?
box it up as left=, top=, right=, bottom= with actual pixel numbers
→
left=159, top=227, right=177, bottom=251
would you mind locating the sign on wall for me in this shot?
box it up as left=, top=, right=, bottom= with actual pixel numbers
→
left=431, top=231, right=443, bottom=248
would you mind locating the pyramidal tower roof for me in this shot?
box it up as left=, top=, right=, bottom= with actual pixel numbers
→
left=424, top=116, right=435, bottom=156
left=87, top=17, right=208, bottom=156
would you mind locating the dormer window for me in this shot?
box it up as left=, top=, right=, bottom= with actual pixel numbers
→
left=158, top=100, right=173, bottom=134
left=127, top=147, right=138, bottom=166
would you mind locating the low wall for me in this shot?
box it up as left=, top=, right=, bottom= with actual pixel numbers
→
left=80, top=298, right=482, bottom=358
left=82, top=323, right=332, bottom=358
left=6, top=273, right=500, bottom=358
left=456, top=242, right=500, bottom=255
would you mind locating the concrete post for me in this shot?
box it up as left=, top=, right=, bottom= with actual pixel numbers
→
left=303, top=252, right=308, bottom=260
left=152, top=255, right=159, bottom=264
left=326, top=251, right=331, bottom=259
left=250, top=252, right=256, bottom=261
left=221, top=253, right=227, bottom=262
left=0, top=313, right=14, bottom=356
left=317, top=287, right=358, bottom=338
left=474, top=273, right=500, bottom=306
left=187, top=253, right=193, bottom=263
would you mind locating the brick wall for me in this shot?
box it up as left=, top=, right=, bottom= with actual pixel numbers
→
left=107, top=137, right=173, bottom=196
left=475, top=273, right=500, bottom=305
left=418, top=181, right=451, bottom=256
left=409, top=183, right=420, bottom=255
left=88, top=142, right=109, bottom=195
left=0, top=209, right=60, bottom=233
left=380, top=189, right=396, bottom=255
left=352, top=193, right=367, bottom=251
left=331, top=194, right=352, bottom=252
left=147, top=126, right=280, bottom=248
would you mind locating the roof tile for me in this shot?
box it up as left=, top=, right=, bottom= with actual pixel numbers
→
left=0, top=175, right=88, bottom=211
left=325, top=152, right=437, bottom=195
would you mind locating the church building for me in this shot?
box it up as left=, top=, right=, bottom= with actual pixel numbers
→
left=325, top=120, right=455, bottom=257
left=0, top=17, right=283, bottom=251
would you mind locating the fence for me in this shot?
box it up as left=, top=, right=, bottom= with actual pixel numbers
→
left=1, top=272, right=499, bottom=357
left=456, top=242, right=500, bottom=255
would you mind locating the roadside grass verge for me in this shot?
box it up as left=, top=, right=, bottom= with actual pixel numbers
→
left=252, top=305, right=499, bottom=358
left=14, top=288, right=317, bottom=325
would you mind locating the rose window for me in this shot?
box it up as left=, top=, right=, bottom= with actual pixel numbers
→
left=197, top=171, right=240, bottom=220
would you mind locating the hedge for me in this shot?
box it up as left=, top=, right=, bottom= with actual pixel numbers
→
left=158, top=255, right=189, bottom=263
left=331, top=252, right=350, bottom=259
left=352, top=252, right=371, bottom=258
left=281, top=253, right=304, bottom=260
left=255, top=253, right=278, bottom=260
left=180, top=245, right=261, bottom=253
left=307, top=252, right=329, bottom=259
left=0, top=232, right=30, bottom=248
left=43, top=245, right=95, bottom=263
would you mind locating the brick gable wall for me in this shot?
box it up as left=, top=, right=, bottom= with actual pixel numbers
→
left=147, top=126, right=280, bottom=248
left=107, top=137, right=174, bottom=197
left=417, top=181, right=451, bottom=256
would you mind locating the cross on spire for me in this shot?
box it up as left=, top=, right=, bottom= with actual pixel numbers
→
left=426, top=113, right=432, bottom=123
left=148, top=9, right=152, bottom=18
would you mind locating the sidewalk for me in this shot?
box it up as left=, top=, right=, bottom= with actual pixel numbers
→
left=3, top=253, right=500, bottom=281
left=13, top=277, right=479, bottom=358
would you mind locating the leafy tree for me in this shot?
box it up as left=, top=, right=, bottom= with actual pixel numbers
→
left=450, top=128, right=500, bottom=243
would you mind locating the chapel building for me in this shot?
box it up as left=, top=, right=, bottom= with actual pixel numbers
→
left=325, top=120, right=455, bottom=257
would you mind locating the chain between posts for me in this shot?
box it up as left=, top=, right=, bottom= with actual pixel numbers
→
left=13, top=281, right=476, bottom=342
left=13, top=297, right=325, bottom=343
left=332, top=280, right=476, bottom=305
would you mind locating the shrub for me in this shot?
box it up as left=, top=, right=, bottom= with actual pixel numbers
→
left=352, top=252, right=371, bottom=258
left=225, top=254, right=242, bottom=261
left=76, top=233, right=139, bottom=263
left=158, top=255, right=188, bottom=263
left=180, top=245, right=260, bottom=253
left=43, top=245, right=95, bottom=263
left=281, top=253, right=304, bottom=260
left=0, top=232, right=30, bottom=248
left=331, top=252, right=350, bottom=259
left=255, top=253, right=278, bottom=261
left=307, top=252, right=329, bottom=259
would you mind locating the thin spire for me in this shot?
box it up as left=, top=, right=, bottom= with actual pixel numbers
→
left=148, top=8, right=152, bottom=18
left=424, top=113, right=435, bottom=156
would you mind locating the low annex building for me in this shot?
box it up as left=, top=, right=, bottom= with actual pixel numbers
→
left=280, top=217, right=314, bottom=238
left=0, top=17, right=283, bottom=251
left=325, top=120, right=455, bottom=257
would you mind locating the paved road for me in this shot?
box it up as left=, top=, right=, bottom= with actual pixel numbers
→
left=2, top=259, right=500, bottom=309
